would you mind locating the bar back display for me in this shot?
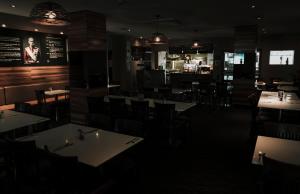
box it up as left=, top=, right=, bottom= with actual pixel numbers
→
left=0, top=28, right=67, bottom=66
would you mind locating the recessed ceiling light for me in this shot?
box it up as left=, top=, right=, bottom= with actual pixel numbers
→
left=251, top=5, right=256, bottom=8
left=1, top=24, right=7, bottom=28
left=11, top=4, right=16, bottom=8
left=34, top=28, right=39, bottom=32
left=139, top=36, right=143, bottom=39
left=257, top=16, right=262, bottom=20
left=60, top=31, right=64, bottom=35
left=127, top=28, right=131, bottom=32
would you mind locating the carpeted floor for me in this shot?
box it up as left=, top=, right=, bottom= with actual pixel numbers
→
left=137, top=105, right=259, bottom=194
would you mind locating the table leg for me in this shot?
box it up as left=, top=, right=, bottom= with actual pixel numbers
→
left=55, top=95, right=58, bottom=121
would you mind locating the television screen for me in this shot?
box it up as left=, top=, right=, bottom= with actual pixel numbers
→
left=269, top=50, right=294, bottom=65
left=233, top=53, right=245, bottom=64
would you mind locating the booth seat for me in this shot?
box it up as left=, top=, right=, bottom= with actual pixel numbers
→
left=4, top=81, right=68, bottom=105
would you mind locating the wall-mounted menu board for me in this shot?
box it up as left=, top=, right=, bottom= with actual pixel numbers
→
left=0, top=28, right=67, bottom=66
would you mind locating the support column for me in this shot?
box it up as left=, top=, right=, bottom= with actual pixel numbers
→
left=67, top=11, right=107, bottom=124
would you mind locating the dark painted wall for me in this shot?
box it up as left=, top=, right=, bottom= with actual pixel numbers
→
left=259, top=35, right=300, bottom=82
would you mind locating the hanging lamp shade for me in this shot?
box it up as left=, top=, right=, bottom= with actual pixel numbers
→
left=30, top=1, right=70, bottom=26
left=132, top=37, right=144, bottom=47
left=149, top=32, right=168, bottom=45
left=191, top=40, right=202, bottom=48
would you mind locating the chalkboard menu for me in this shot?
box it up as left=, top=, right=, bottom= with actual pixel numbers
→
left=0, top=28, right=67, bottom=66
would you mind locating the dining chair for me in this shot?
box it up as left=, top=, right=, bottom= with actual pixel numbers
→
left=12, top=140, right=41, bottom=193
left=109, top=97, right=128, bottom=119
left=259, top=155, right=300, bottom=194
left=130, top=100, right=149, bottom=121
left=14, top=102, right=32, bottom=113
left=153, top=103, right=176, bottom=144
left=114, top=118, right=144, bottom=137
left=86, top=96, right=111, bottom=130
left=35, top=90, right=46, bottom=105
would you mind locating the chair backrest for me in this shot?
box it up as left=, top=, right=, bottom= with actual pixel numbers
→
left=14, top=102, right=32, bottom=113
left=109, top=98, right=127, bottom=117
left=12, top=140, right=38, bottom=180
left=262, top=155, right=300, bottom=194
left=277, top=124, right=300, bottom=141
left=64, top=86, right=70, bottom=98
left=114, top=118, right=143, bottom=136
left=87, top=96, right=105, bottom=114
left=157, top=88, right=171, bottom=99
left=131, top=100, right=149, bottom=120
left=35, top=90, right=46, bottom=105
left=154, top=103, right=175, bottom=124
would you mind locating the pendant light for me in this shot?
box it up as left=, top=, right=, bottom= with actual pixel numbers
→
left=149, top=15, right=168, bottom=45
left=191, top=29, right=202, bottom=48
left=30, top=1, right=70, bottom=26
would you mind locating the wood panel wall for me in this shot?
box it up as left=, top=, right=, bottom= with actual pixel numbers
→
left=0, top=66, right=69, bottom=105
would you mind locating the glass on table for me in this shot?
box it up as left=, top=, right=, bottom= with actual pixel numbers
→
left=278, top=90, right=284, bottom=101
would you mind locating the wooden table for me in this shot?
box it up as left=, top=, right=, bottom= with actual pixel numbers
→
left=44, top=89, right=69, bottom=121
left=0, top=110, right=49, bottom=136
left=19, top=123, right=143, bottom=167
left=44, top=89, right=69, bottom=101
left=252, top=136, right=300, bottom=166
left=258, top=91, right=300, bottom=120
left=105, top=95, right=197, bottom=112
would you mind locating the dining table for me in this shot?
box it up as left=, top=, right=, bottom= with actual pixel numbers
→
left=104, top=95, right=197, bottom=112
left=44, top=89, right=69, bottom=121
left=18, top=123, right=143, bottom=167
left=0, top=110, right=49, bottom=137
left=257, top=91, right=300, bottom=120
left=44, top=89, right=69, bottom=102
left=252, top=136, right=300, bottom=166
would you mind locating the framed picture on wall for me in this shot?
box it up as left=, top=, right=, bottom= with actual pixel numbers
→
left=0, top=28, right=67, bottom=66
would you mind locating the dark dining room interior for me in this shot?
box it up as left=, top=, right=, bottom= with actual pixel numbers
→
left=0, top=0, right=300, bottom=193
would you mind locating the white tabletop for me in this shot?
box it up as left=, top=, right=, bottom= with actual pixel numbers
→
left=257, top=91, right=300, bottom=111
left=19, top=123, right=143, bottom=167
left=277, top=85, right=299, bottom=92
left=105, top=95, right=197, bottom=112
left=44, top=89, right=69, bottom=96
left=107, top=84, right=120, bottom=88
left=252, top=136, right=300, bottom=166
left=0, top=110, right=49, bottom=133
left=273, top=81, right=294, bottom=86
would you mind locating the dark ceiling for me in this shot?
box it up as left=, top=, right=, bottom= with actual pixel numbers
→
left=0, top=0, right=300, bottom=40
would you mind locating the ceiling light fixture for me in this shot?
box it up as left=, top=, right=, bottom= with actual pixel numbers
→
left=1, top=24, right=7, bottom=28
left=60, top=31, right=64, bottom=35
left=132, top=37, right=144, bottom=47
left=30, top=1, right=70, bottom=26
left=34, top=28, right=39, bottom=31
left=257, top=16, right=262, bottom=20
left=191, top=30, right=201, bottom=48
left=149, top=15, right=168, bottom=45
left=11, top=4, right=16, bottom=8
left=251, top=5, right=256, bottom=8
